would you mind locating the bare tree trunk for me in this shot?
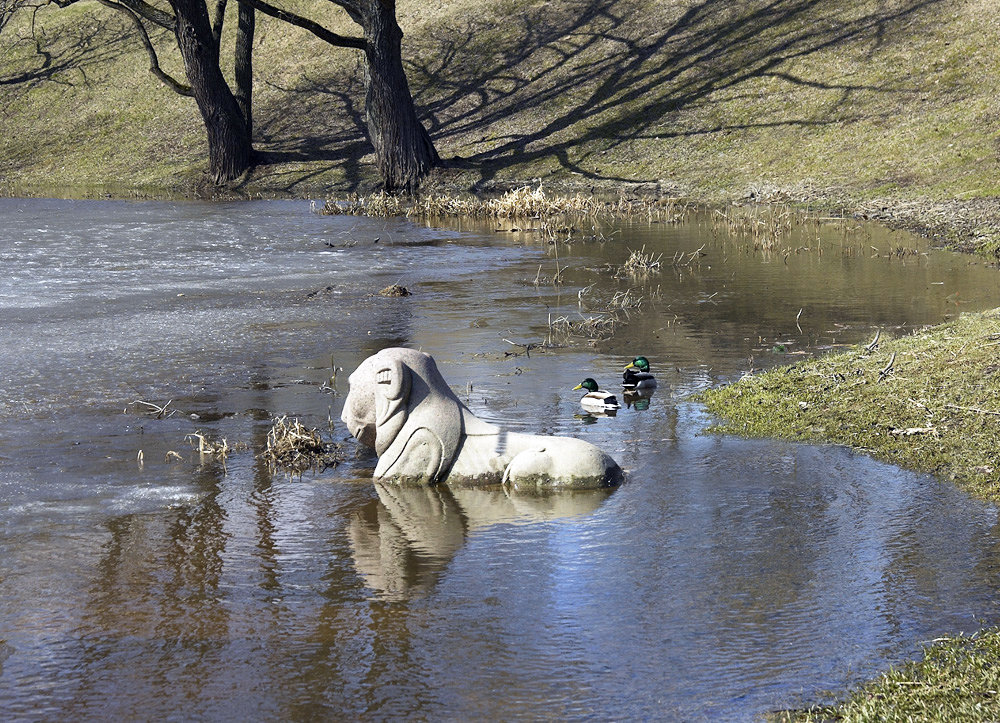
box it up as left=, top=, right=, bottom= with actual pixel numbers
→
left=358, top=0, right=439, bottom=191
left=170, top=0, right=252, bottom=184
left=234, top=2, right=254, bottom=136
left=210, top=0, right=227, bottom=45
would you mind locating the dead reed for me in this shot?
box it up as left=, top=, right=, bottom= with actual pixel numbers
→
left=712, top=204, right=795, bottom=250
left=618, top=245, right=664, bottom=277
left=185, top=431, right=241, bottom=461
left=547, top=313, right=618, bottom=340
left=262, top=415, right=341, bottom=473
left=323, top=185, right=692, bottom=228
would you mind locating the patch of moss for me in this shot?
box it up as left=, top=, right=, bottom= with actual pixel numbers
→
left=700, top=308, right=1000, bottom=502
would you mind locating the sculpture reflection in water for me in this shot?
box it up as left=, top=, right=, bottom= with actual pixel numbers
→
left=349, top=482, right=615, bottom=599
left=341, top=348, right=623, bottom=489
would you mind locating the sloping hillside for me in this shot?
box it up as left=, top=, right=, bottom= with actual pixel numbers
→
left=2, top=0, right=998, bottom=215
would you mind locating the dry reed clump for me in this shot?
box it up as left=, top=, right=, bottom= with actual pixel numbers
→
left=322, top=192, right=404, bottom=217
left=262, top=415, right=342, bottom=473
left=323, top=185, right=691, bottom=225
left=617, top=245, right=664, bottom=277
left=607, top=289, right=645, bottom=310
left=551, top=283, right=654, bottom=344
left=378, top=283, right=411, bottom=297
left=712, top=204, right=795, bottom=250
left=548, top=313, right=618, bottom=340
left=186, top=431, right=246, bottom=462
left=133, top=399, right=176, bottom=418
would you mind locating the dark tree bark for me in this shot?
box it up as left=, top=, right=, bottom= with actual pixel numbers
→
left=353, top=0, right=440, bottom=191
left=232, top=0, right=440, bottom=190
left=169, top=0, right=252, bottom=184
left=233, top=2, right=254, bottom=135
left=210, top=0, right=226, bottom=45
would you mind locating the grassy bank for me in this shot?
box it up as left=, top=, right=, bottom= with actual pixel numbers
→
left=701, top=307, right=1000, bottom=502
left=699, top=306, right=1000, bottom=718
left=778, top=628, right=1000, bottom=721
left=2, top=0, right=1000, bottom=252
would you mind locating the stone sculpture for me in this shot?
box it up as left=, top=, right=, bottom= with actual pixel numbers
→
left=341, top=347, right=623, bottom=489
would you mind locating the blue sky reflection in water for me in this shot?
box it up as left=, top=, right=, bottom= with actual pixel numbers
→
left=1, top=198, right=1000, bottom=720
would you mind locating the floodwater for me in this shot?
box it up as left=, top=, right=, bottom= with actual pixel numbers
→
left=2, top=197, right=1000, bottom=720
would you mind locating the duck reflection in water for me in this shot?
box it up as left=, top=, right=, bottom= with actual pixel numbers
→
left=623, top=387, right=655, bottom=411
left=348, top=483, right=615, bottom=599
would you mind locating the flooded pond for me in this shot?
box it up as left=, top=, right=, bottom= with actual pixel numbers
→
left=2, top=197, right=1000, bottom=720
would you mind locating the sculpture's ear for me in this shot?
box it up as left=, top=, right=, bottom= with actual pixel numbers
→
left=375, top=357, right=411, bottom=427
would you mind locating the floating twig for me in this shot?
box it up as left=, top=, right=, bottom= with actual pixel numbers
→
left=502, top=338, right=540, bottom=357
left=132, top=399, right=176, bottom=418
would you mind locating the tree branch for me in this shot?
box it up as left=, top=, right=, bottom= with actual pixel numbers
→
left=109, top=0, right=174, bottom=29
left=211, top=0, right=227, bottom=45
left=239, top=0, right=365, bottom=49
left=325, top=0, right=363, bottom=27
left=97, top=0, right=192, bottom=96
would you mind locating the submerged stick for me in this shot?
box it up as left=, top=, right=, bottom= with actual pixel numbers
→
left=133, top=399, right=176, bottom=418
left=502, top=338, right=538, bottom=357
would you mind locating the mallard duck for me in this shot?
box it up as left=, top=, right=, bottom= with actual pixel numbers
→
left=623, top=356, right=657, bottom=390
left=573, top=378, right=620, bottom=413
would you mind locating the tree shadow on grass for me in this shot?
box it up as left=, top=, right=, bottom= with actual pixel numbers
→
left=251, top=71, right=371, bottom=193
left=251, top=0, right=944, bottom=193
left=0, top=15, right=133, bottom=92
left=5, top=0, right=944, bottom=194
left=399, top=0, right=945, bottom=189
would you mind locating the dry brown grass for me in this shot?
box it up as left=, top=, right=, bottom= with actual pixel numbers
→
left=322, top=185, right=691, bottom=228
left=618, top=245, right=664, bottom=277
left=262, top=415, right=341, bottom=473
left=712, top=205, right=796, bottom=251
left=185, top=431, right=246, bottom=462
left=547, top=313, right=618, bottom=341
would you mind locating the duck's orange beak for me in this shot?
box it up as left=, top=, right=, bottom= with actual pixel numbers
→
left=572, top=383, right=584, bottom=390
left=624, top=362, right=636, bottom=371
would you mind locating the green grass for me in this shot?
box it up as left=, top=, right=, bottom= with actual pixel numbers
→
left=700, top=307, right=1000, bottom=502
left=777, top=628, right=1000, bottom=722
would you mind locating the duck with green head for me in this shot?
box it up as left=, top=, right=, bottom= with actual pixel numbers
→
left=623, top=356, right=657, bottom=390
left=573, top=378, right=620, bottom=413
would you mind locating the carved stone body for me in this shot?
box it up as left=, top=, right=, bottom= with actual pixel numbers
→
left=341, top=348, right=623, bottom=489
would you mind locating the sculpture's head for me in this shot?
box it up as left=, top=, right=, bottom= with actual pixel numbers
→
left=341, top=348, right=463, bottom=466
left=341, top=359, right=379, bottom=448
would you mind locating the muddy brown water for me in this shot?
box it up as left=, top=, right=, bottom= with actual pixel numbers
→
left=3, top=197, right=1000, bottom=720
